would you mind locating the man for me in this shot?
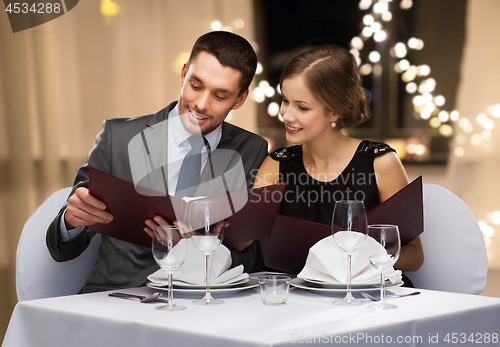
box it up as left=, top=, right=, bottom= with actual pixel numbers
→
left=46, top=31, right=268, bottom=293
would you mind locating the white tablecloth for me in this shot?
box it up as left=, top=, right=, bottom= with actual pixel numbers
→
left=3, top=284, right=500, bottom=347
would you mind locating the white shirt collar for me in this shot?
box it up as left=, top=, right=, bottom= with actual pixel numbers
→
left=171, top=105, right=222, bottom=151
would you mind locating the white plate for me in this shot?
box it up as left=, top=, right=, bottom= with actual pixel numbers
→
left=149, top=277, right=249, bottom=289
left=147, top=278, right=259, bottom=293
left=304, top=278, right=379, bottom=289
left=291, top=278, right=403, bottom=292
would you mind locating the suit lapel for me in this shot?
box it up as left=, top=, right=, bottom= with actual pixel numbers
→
left=132, top=103, right=175, bottom=194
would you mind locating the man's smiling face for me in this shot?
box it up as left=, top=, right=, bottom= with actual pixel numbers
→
left=177, top=51, right=248, bottom=135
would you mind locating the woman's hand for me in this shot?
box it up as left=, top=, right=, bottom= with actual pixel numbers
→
left=144, top=215, right=190, bottom=238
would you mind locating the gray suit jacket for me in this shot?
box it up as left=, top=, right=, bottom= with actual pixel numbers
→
left=46, top=102, right=268, bottom=293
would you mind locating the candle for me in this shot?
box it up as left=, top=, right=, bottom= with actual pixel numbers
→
left=264, top=290, right=284, bottom=305
left=259, top=275, right=290, bottom=305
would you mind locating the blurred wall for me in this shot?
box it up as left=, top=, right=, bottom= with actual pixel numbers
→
left=0, top=0, right=256, bottom=339
left=447, top=0, right=500, bottom=270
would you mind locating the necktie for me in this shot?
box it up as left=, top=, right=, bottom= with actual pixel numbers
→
left=175, top=135, right=208, bottom=197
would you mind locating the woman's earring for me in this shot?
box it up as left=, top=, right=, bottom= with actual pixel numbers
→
left=331, top=121, right=336, bottom=128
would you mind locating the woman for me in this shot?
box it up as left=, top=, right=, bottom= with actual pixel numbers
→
left=254, top=45, right=423, bottom=275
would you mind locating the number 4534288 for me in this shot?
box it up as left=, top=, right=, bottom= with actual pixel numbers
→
left=444, top=332, right=498, bottom=344
left=5, top=2, right=62, bottom=14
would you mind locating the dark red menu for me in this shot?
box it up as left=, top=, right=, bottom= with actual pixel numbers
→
left=88, top=166, right=423, bottom=274
left=259, top=176, right=424, bottom=273
left=88, top=167, right=286, bottom=248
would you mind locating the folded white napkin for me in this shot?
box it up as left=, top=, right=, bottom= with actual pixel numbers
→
left=298, top=235, right=402, bottom=285
left=148, top=239, right=248, bottom=286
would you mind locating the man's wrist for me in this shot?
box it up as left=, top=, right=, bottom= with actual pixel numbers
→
left=59, top=211, right=84, bottom=243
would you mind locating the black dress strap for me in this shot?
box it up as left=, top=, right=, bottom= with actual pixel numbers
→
left=357, top=140, right=395, bottom=158
left=270, top=145, right=301, bottom=161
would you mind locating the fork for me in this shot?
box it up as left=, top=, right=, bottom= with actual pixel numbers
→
left=361, top=291, right=420, bottom=301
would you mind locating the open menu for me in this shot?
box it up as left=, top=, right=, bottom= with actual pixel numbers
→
left=259, top=176, right=423, bottom=273
left=88, top=167, right=286, bottom=248
left=88, top=166, right=423, bottom=274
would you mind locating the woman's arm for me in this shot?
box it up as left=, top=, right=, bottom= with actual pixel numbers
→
left=253, top=155, right=281, bottom=188
left=374, top=152, right=424, bottom=272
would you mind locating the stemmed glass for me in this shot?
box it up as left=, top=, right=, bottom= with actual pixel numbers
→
left=152, top=225, right=188, bottom=311
left=188, top=200, right=225, bottom=305
left=366, top=224, right=401, bottom=310
left=331, top=200, right=368, bottom=306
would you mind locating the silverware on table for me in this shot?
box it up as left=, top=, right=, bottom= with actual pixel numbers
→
left=361, top=291, right=421, bottom=301
left=108, top=292, right=169, bottom=303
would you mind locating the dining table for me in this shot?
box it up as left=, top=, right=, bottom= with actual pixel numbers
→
left=3, top=275, right=500, bottom=347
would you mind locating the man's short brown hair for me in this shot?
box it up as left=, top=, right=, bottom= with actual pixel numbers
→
left=188, top=31, right=257, bottom=95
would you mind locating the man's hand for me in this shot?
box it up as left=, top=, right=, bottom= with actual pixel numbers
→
left=144, top=215, right=182, bottom=238
left=64, top=187, right=113, bottom=229
left=145, top=215, right=164, bottom=238
left=144, top=216, right=228, bottom=239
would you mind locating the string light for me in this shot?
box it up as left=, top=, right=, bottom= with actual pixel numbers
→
left=400, top=0, right=413, bottom=10
left=369, top=51, right=381, bottom=63
left=267, top=102, right=280, bottom=117
left=211, top=20, right=222, bottom=31
left=418, top=65, right=431, bottom=76
left=363, top=14, right=375, bottom=25
left=439, top=124, right=453, bottom=137
left=359, top=0, right=373, bottom=10
left=450, top=111, right=460, bottom=121
left=482, top=130, right=492, bottom=140
left=255, top=62, right=263, bottom=75
left=438, top=111, right=449, bottom=122
left=252, top=87, right=265, bottom=103
left=362, top=26, right=373, bottom=38
left=454, top=147, right=465, bottom=157
left=381, top=11, right=392, bottom=21
left=399, top=59, right=410, bottom=71
left=452, top=104, right=500, bottom=157
left=371, top=22, right=382, bottom=33
left=233, top=19, right=245, bottom=29
left=264, top=86, right=275, bottom=98
left=374, top=30, right=387, bottom=42
left=471, top=134, right=482, bottom=146
left=394, top=43, right=407, bottom=58
left=491, top=211, right=500, bottom=226
left=406, top=82, right=417, bottom=93
left=359, top=64, right=373, bottom=75
left=491, top=104, right=500, bottom=118
left=429, top=117, right=442, bottom=128
left=434, top=95, right=445, bottom=107
left=373, top=2, right=388, bottom=14
left=351, top=37, right=364, bottom=50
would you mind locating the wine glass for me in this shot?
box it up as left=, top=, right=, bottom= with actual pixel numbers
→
left=331, top=200, right=368, bottom=306
left=366, top=224, right=401, bottom=310
left=188, top=200, right=225, bottom=305
left=152, top=225, right=188, bottom=311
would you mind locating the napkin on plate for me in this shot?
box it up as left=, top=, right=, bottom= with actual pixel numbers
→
left=297, top=235, right=402, bottom=285
left=148, top=239, right=249, bottom=286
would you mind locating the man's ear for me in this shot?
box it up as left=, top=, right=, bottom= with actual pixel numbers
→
left=180, top=62, right=189, bottom=87
left=231, top=89, right=249, bottom=110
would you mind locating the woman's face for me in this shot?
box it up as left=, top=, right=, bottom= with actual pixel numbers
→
left=280, top=75, right=336, bottom=144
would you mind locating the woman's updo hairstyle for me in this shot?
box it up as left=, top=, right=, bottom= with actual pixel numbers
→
left=279, top=45, right=370, bottom=128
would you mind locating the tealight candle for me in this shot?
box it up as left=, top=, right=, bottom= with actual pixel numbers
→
left=264, top=291, right=284, bottom=305
left=258, top=276, right=291, bottom=305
